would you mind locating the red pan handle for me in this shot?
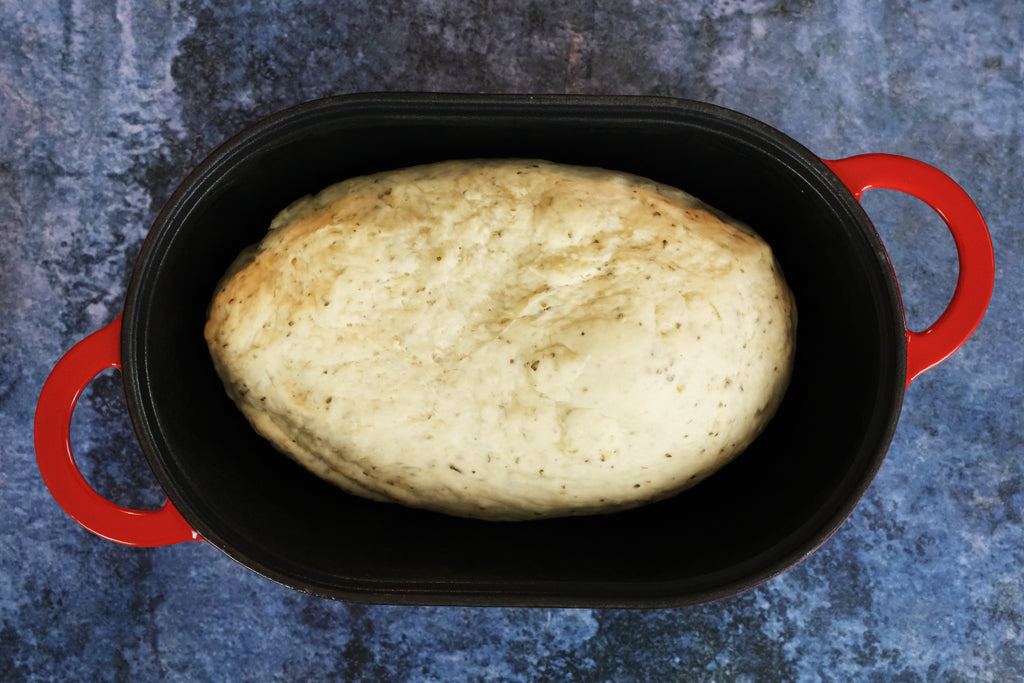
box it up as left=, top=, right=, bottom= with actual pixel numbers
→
left=34, top=314, right=200, bottom=546
left=823, top=154, right=994, bottom=387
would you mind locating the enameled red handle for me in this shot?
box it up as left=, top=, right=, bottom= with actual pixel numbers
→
left=823, top=154, right=994, bottom=387
left=34, top=314, right=200, bottom=546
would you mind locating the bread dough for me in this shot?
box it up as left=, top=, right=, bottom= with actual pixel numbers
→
left=204, top=159, right=796, bottom=520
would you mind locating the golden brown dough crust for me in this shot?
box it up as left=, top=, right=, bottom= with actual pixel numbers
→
left=205, top=159, right=796, bottom=520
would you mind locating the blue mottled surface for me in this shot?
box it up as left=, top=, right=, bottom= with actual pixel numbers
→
left=2, top=1, right=1021, bottom=680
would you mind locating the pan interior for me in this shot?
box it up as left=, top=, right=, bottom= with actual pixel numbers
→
left=123, top=95, right=905, bottom=606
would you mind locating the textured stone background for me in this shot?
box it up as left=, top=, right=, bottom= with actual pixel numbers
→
left=2, top=0, right=1021, bottom=680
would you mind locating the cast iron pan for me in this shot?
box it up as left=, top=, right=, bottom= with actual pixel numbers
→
left=36, top=94, right=993, bottom=607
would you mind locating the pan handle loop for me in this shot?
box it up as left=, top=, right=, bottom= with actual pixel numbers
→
left=823, top=154, right=994, bottom=387
left=34, top=314, right=200, bottom=546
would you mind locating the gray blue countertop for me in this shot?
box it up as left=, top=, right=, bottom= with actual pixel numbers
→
left=2, top=1, right=1022, bottom=680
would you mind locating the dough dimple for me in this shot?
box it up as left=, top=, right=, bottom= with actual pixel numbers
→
left=204, top=159, right=796, bottom=520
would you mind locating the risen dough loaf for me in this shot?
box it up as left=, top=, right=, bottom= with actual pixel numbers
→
left=205, top=159, right=796, bottom=520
